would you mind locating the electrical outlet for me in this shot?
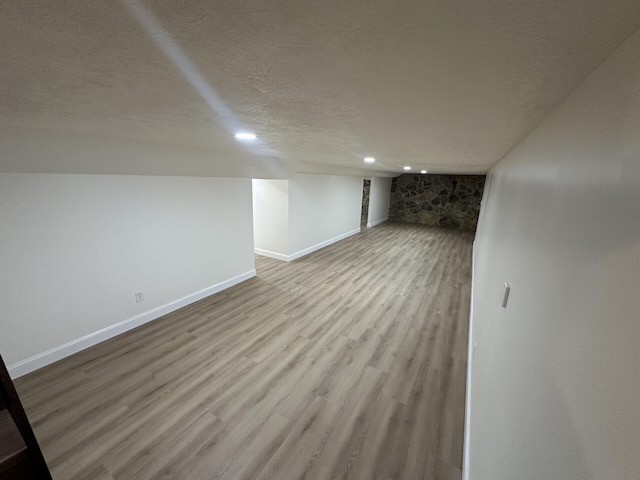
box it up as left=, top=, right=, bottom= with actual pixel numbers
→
left=134, top=291, right=144, bottom=303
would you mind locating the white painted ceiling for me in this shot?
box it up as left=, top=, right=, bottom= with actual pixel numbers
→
left=2, top=1, right=640, bottom=178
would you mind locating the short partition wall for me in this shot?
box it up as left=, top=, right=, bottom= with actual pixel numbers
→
left=288, top=174, right=363, bottom=256
left=253, top=174, right=364, bottom=261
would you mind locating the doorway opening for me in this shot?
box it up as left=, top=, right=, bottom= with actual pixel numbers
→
left=361, top=179, right=371, bottom=228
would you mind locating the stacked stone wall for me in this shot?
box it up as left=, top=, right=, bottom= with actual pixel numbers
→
left=389, top=174, right=485, bottom=230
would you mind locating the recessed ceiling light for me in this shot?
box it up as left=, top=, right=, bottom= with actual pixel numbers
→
left=403, top=166, right=411, bottom=171
left=421, top=170, right=427, bottom=174
left=235, top=132, right=257, bottom=141
left=364, top=157, right=375, bottom=164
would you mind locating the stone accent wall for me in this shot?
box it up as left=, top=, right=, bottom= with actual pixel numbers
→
left=389, top=174, right=485, bottom=230
left=361, top=179, right=370, bottom=225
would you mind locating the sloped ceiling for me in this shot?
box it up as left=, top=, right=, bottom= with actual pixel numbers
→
left=2, top=0, right=640, bottom=178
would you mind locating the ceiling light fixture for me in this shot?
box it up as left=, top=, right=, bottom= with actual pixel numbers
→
left=403, top=166, right=411, bottom=171
left=235, top=132, right=257, bottom=141
left=421, top=170, right=427, bottom=174
left=364, top=157, right=376, bottom=164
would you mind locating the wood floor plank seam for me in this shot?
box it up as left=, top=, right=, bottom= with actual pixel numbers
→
left=15, top=222, right=473, bottom=480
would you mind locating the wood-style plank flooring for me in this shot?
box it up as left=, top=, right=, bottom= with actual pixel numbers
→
left=15, top=222, right=473, bottom=480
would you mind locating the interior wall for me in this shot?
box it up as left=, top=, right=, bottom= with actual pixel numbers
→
left=467, top=29, right=640, bottom=480
left=288, top=174, right=362, bottom=258
left=0, top=174, right=256, bottom=375
left=389, top=174, right=484, bottom=230
left=252, top=179, right=289, bottom=259
left=367, top=177, right=391, bottom=227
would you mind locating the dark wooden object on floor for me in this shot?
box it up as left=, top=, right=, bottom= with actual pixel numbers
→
left=0, top=355, right=51, bottom=479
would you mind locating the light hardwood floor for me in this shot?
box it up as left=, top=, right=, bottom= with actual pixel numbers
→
left=15, top=222, right=473, bottom=480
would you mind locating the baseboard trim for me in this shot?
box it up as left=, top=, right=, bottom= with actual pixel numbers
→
left=254, top=248, right=289, bottom=262
left=254, top=229, right=361, bottom=262
left=8, top=269, right=257, bottom=378
left=462, top=245, right=476, bottom=480
left=287, top=228, right=360, bottom=261
left=366, top=217, right=388, bottom=228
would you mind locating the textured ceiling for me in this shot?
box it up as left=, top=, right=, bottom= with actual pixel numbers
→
left=2, top=0, right=640, bottom=178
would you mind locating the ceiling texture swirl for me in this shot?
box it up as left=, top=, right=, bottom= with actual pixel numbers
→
left=2, top=0, right=640, bottom=178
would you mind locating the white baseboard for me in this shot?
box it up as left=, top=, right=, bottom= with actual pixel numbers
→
left=366, top=217, right=388, bottom=228
left=254, top=247, right=289, bottom=262
left=288, top=228, right=360, bottom=261
left=462, top=246, right=476, bottom=480
left=254, top=228, right=361, bottom=262
left=8, top=269, right=257, bottom=378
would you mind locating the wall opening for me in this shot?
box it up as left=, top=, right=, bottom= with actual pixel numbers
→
left=361, top=179, right=371, bottom=227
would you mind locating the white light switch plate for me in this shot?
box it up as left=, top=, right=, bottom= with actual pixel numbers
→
left=502, top=283, right=510, bottom=308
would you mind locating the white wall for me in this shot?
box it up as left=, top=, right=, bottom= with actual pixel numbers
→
left=367, top=177, right=391, bottom=227
left=0, top=174, right=256, bottom=376
left=252, top=179, right=289, bottom=260
left=288, top=174, right=362, bottom=259
left=466, top=29, right=640, bottom=480
left=252, top=174, right=363, bottom=262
